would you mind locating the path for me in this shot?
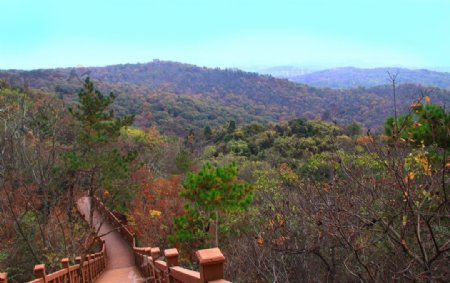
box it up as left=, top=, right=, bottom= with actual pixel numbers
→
left=77, top=197, right=144, bottom=283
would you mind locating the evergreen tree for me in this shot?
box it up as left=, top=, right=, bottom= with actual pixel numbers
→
left=171, top=162, right=254, bottom=247
left=384, top=102, right=449, bottom=149
left=64, top=77, right=137, bottom=212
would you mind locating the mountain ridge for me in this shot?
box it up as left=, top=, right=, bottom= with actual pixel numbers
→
left=278, top=66, right=450, bottom=89
left=1, top=61, right=449, bottom=135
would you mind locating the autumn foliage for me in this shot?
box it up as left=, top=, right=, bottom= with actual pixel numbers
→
left=128, top=167, right=184, bottom=248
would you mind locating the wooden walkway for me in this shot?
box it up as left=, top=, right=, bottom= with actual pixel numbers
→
left=77, top=197, right=144, bottom=283
left=1, top=196, right=230, bottom=282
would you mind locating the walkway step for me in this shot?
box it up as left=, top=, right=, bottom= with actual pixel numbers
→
left=77, top=197, right=144, bottom=282
left=95, top=266, right=144, bottom=283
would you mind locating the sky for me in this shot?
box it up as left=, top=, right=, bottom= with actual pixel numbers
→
left=1, top=0, right=449, bottom=70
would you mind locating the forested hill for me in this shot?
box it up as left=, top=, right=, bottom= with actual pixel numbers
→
left=289, top=67, right=450, bottom=89
left=1, top=61, right=449, bottom=135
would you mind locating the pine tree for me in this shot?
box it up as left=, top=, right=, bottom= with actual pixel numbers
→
left=171, top=162, right=254, bottom=247
left=64, top=77, right=137, bottom=213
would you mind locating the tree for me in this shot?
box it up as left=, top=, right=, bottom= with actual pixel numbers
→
left=0, top=87, right=93, bottom=281
left=64, top=77, right=136, bottom=215
left=171, top=162, right=254, bottom=248
left=384, top=100, right=449, bottom=149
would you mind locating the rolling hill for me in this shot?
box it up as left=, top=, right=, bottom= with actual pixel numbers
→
left=288, top=67, right=450, bottom=89
left=1, top=61, right=449, bottom=135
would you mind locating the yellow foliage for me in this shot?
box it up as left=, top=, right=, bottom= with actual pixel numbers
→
left=122, top=127, right=146, bottom=140
left=414, top=153, right=432, bottom=176
left=278, top=163, right=299, bottom=183
left=149, top=209, right=162, bottom=217
left=404, top=171, right=415, bottom=184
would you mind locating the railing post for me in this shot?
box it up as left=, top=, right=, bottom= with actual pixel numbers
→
left=97, top=253, right=101, bottom=277
left=144, top=248, right=152, bottom=281
left=196, top=248, right=226, bottom=283
left=62, top=258, right=71, bottom=283
left=87, top=254, right=93, bottom=282
left=93, top=254, right=98, bottom=279
left=76, top=256, right=85, bottom=283
left=150, top=247, right=160, bottom=283
left=164, top=248, right=179, bottom=283
left=0, top=272, right=7, bottom=283
left=34, top=264, right=47, bottom=283
left=102, top=240, right=107, bottom=269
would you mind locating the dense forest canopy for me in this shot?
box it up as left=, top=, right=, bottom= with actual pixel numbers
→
left=1, top=61, right=449, bottom=136
left=0, top=63, right=449, bottom=282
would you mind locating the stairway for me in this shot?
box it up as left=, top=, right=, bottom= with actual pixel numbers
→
left=77, top=197, right=143, bottom=283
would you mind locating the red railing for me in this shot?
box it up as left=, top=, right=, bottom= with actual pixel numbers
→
left=27, top=240, right=106, bottom=283
left=91, top=197, right=136, bottom=247
left=93, top=197, right=230, bottom=282
left=133, top=246, right=230, bottom=283
left=1, top=196, right=231, bottom=282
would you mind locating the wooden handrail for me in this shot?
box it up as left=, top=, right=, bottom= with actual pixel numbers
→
left=133, top=247, right=230, bottom=283
left=0, top=201, right=107, bottom=283
left=25, top=240, right=106, bottom=283
left=0, top=196, right=231, bottom=282
left=95, top=195, right=231, bottom=282
left=91, top=197, right=136, bottom=247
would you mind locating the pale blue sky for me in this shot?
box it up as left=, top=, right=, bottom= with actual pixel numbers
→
left=1, top=0, right=448, bottom=70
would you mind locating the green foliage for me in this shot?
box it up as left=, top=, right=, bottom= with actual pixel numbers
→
left=4, top=62, right=449, bottom=135
left=384, top=102, right=449, bottom=149
left=344, top=121, right=362, bottom=137
left=226, top=139, right=249, bottom=156
left=210, top=119, right=343, bottom=169
left=175, top=149, right=192, bottom=173
left=68, top=77, right=134, bottom=145
left=181, top=162, right=254, bottom=211
left=171, top=162, right=254, bottom=247
left=64, top=77, right=137, bottom=208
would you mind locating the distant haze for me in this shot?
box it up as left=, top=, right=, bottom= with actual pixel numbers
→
left=251, top=66, right=450, bottom=89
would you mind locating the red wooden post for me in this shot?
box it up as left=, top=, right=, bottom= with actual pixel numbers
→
left=150, top=247, right=160, bottom=283
left=144, top=248, right=152, bottom=281
left=61, top=258, right=71, bottom=283
left=196, top=248, right=226, bottom=283
left=93, top=253, right=98, bottom=279
left=164, top=249, right=179, bottom=268
left=76, top=256, right=85, bottom=283
left=164, top=248, right=179, bottom=283
left=34, top=264, right=47, bottom=283
left=92, top=254, right=97, bottom=280
left=87, top=254, right=93, bottom=282
left=0, top=272, right=7, bottom=283
left=96, top=253, right=101, bottom=276
left=102, top=240, right=107, bottom=269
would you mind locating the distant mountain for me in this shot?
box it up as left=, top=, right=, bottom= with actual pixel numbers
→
left=247, top=66, right=316, bottom=78
left=288, top=67, right=450, bottom=89
left=1, top=61, right=449, bottom=135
